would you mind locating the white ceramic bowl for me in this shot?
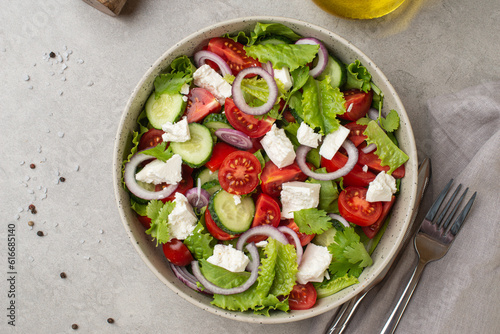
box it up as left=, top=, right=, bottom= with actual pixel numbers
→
left=113, top=16, right=418, bottom=324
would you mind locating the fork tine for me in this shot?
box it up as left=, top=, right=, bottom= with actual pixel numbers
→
left=442, top=187, right=468, bottom=231
left=450, top=191, right=477, bottom=236
left=435, top=184, right=463, bottom=227
left=425, top=179, right=454, bottom=221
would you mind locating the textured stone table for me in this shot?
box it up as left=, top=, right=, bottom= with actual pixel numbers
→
left=1, top=0, right=499, bottom=333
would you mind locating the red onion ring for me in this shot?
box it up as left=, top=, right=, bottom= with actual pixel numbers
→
left=328, top=213, right=350, bottom=228
left=124, top=154, right=178, bottom=200
left=295, top=38, right=328, bottom=78
left=191, top=243, right=259, bottom=295
left=295, top=140, right=359, bottom=181
left=231, top=67, right=279, bottom=116
left=185, top=187, right=210, bottom=208
left=277, top=226, right=303, bottom=265
left=193, top=50, right=232, bottom=77
left=170, top=263, right=214, bottom=294
left=236, top=225, right=289, bottom=251
left=361, top=143, right=377, bottom=154
left=261, top=61, right=274, bottom=77
left=214, top=128, right=253, bottom=150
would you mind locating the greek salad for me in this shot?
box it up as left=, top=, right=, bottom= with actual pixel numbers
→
left=123, top=22, right=409, bottom=315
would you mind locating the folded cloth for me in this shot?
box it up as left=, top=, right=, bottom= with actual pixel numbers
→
left=310, top=81, right=500, bottom=334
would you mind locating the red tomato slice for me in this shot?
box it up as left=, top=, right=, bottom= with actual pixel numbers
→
left=344, top=122, right=367, bottom=147
left=289, top=282, right=317, bottom=310
left=321, top=153, right=376, bottom=187
left=362, top=196, right=395, bottom=239
left=247, top=194, right=281, bottom=243
left=225, top=98, right=275, bottom=138
left=339, top=89, right=373, bottom=121
left=260, top=160, right=308, bottom=198
left=205, top=142, right=238, bottom=172
left=283, top=110, right=296, bottom=123
left=184, top=88, right=221, bottom=123
left=162, top=239, right=194, bottom=266
left=137, top=215, right=152, bottom=229
left=338, top=186, right=382, bottom=226
left=138, top=128, right=165, bottom=151
left=218, top=151, right=262, bottom=195
left=204, top=208, right=239, bottom=240
left=279, top=219, right=315, bottom=247
left=156, top=165, right=194, bottom=203
left=207, top=37, right=261, bottom=76
left=357, top=149, right=406, bottom=179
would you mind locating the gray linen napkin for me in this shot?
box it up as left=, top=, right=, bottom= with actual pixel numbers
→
left=311, top=81, right=500, bottom=334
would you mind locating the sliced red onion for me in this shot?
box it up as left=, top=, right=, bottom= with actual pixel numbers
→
left=185, top=187, right=210, bottom=208
left=215, top=128, right=253, bottom=150
left=368, top=108, right=379, bottom=121
left=261, top=61, right=274, bottom=77
left=232, top=67, right=278, bottom=116
left=171, top=263, right=214, bottom=294
left=328, top=213, right=350, bottom=228
left=295, top=38, right=328, bottom=78
left=277, top=226, right=303, bottom=265
left=296, top=140, right=359, bottom=181
left=193, top=50, right=232, bottom=77
left=236, top=225, right=289, bottom=250
left=124, top=154, right=178, bottom=200
left=191, top=243, right=259, bottom=295
left=362, top=143, right=377, bottom=154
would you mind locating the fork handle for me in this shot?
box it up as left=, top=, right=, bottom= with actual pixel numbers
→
left=325, top=290, right=369, bottom=334
left=379, top=258, right=428, bottom=334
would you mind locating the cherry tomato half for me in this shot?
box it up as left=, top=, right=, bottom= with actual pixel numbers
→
left=137, top=215, right=152, bottom=229
left=162, top=238, right=194, bottom=266
left=205, top=142, right=238, bottom=172
left=338, top=186, right=382, bottom=226
left=207, top=37, right=261, bottom=76
left=218, top=151, right=262, bottom=195
left=225, top=98, right=275, bottom=138
left=344, top=122, right=367, bottom=147
left=339, top=89, right=373, bottom=121
left=138, top=128, right=165, bottom=151
left=362, top=196, right=395, bottom=239
left=204, top=208, right=239, bottom=241
left=156, top=165, right=194, bottom=203
left=184, top=88, right=221, bottom=123
left=279, top=219, right=315, bottom=247
left=289, top=282, right=317, bottom=310
left=260, top=160, right=308, bottom=198
left=247, top=194, right=281, bottom=243
left=321, top=152, right=376, bottom=187
left=357, top=149, right=406, bottom=179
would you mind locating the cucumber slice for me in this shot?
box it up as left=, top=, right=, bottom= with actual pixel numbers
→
left=208, top=190, right=255, bottom=234
left=195, top=168, right=219, bottom=186
left=203, top=113, right=233, bottom=141
left=145, top=91, right=186, bottom=129
left=202, top=180, right=221, bottom=195
left=317, top=55, right=347, bottom=89
left=170, top=123, right=214, bottom=168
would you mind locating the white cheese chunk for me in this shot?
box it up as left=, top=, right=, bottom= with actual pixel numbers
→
left=193, top=64, right=232, bottom=105
left=296, top=243, right=333, bottom=284
left=135, top=154, right=183, bottom=185
left=167, top=192, right=198, bottom=240
left=297, top=122, right=322, bottom=148
left=319, top=125, right=350, bottom=160
left=180, top=83, right=190, bottom=95
left=233, top=194, right=242, bottom=205
left=274, top=67, right=293, bottom=91
left=162, top=116, right=190, bottom=142
left=260, top=124, right=296, bottom=168
left=280, top=181, right=321, bottom=219
left=366, top=171, right=397, bottom=202
left=207, top=244, right=250, bottom=273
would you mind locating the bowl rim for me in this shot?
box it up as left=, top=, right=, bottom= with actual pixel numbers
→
left=113, top=15, right=418, bottom=324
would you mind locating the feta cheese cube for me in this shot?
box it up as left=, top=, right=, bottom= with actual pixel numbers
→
left=297, top=122, right=322, bottom=148
left=296, top=243, right=333, bottom=284
left=162, top=116, right=190, bottom=142
left=260, top=124, right=296, bottom=168
left=135, top=154, right=183, bottom=185
left=167, top=192, right=198, bottom=240
left=274, top=67, right=293, bottom=91
left=319, top=125, right=350, bottom=160
left=207, top=244, right=250, bottom=273
left=180, top=83, right=190, bottom=95
left=233, top=195, right=241, bottom=205
left=193, top=64, right=232, bottom=105
left=280, top=181, right=321, bottom=219
left=366, top=171, right=397, bottom=202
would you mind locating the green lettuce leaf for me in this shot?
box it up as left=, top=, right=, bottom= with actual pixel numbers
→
left=139, top=142, right=174, bottom=162
left=269, top=240, right=298, bottom=297
left=344, top=59, right=372, bottom=92
left=363, top=120, right=409, bottom=174
left=183, top=212, right=215, bottom=260
left=130, top=198, right=148, bottom=217
left=145, top=200, right=175, bottom=245
left=248, top=22, right=303, bottom=45
left=154, top=56, right=195, bottom=98
left=293, top=208, right=333, bottom=235
left=306, top=168, right=339, bottom=213
left=328, top=226, right=373, bottom=278
left=244, top=44, right=319, bottom=71
left=313, top=274, right=359, bottom=298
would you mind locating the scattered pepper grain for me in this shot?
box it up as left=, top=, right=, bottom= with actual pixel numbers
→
left=71, top=323, right=78, bottom=330
left=37, top=231, right=44, bottom=237
left=28, top=221, right=34, bottom=227
left=30, top=163, right=36, bottom=169
left=107, top=318, right=114, bottom=324
left=60, top=272, right=67, bottom=279
left=59, top=177, right=66, bottom=182
left=49, top=52, right=56, bottom=58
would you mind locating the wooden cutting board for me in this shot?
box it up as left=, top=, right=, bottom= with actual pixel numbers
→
left=81, top=0, right=128, bottom=16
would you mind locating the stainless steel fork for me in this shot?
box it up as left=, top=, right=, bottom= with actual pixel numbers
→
left=380, top=179, right=477, bottom=334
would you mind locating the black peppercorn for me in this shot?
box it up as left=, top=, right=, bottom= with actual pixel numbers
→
left=37, top=231, right=44, bottom=237
left=49, top=52, right=56, bottom=58
left=71, top=323, right=78, bottom=330
left=107, top=318, right=114, bottom=324
left=60, top=272, right=67, bottom=279
left=59, top=177, right=66, bottom=182
left=30, top=163, right=36, bottom=169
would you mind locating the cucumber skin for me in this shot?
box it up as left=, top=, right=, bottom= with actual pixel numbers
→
left=145, top=91, right=185, bottom=129
left=208, top=190, right=254, bottom=235
left=317, top=55, right=347, bottom=89
left=170, top=123, right=214, bottom=168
